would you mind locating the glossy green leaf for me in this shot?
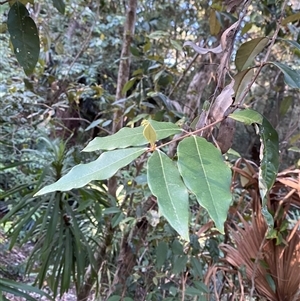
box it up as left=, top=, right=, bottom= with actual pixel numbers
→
left=270, top=62, right=300, bottom=89
left=83, top=127, right=144, bottom=151
left=35, top=147, right=146, bottom=195
left=233, top=68, right=254, bottom=104
left=258, top=117, right=279, bottom=228
left=83, top=120, right=182, bottom=151
left=235, top=37, right=269, bottom=71
left=258, top=117, right=279, bottom=192
left=52, top=0, right=65, bottom=14
left=177, top=136, right=232, bottom=233
left=7, top=2, right=40, bottom=75
left=147, top=150, right=189, bottom=241
left=229, top=109, right=263, bottom=125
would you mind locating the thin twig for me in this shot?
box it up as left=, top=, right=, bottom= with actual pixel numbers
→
left=181, top=271, right=188, bottom=301
left=168, top=52, right=200, bottom=98
left=156, top=117, right=224, bottom=150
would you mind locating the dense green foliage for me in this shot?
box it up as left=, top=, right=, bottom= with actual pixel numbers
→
left=1, top=0, right=300, bottom=300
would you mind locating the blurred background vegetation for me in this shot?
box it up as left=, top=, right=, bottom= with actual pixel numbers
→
left=0, top=0, right=300, bottom=300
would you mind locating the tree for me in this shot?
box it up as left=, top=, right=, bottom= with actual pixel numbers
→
left=1, top=0, right=300, bottom=300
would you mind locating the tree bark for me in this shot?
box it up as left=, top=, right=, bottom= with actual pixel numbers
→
left=112, top=0, right=137, bottom=134
left=108, top=0, right=137, bottom=198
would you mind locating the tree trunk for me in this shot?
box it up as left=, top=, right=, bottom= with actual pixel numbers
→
left=108, top=0, right=138, bottom=198
left=112, top=0, right=137, bottom=134
left=77, top=2, right=138, bottom=300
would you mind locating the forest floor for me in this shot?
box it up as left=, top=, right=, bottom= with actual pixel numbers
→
left=0, top=229, right=81, bottom=301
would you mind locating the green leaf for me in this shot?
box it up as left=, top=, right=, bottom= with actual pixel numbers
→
left=177, top=137, right=232, bottom=233
left=52, top=0, right=65, bottom=14
left=279, top=96, right=293, bottom=116
left=148, top=30, right=169, bottom=39
left=258, top=117, right=279, bottom=228
left=194, top=281, right=209, bottom=293
left=35, top=147, right=146, bottom=195
left=83, top=127, right=144, bottom=151
left=270, top=62, right=300, bottom=89
left=0, top=278, right=51, bottom=301
left=282, top=12, right=300, bottom=25
left=278, top=38, right=300, bottom=50
left=288, top=146, right=300, bottom=153
left=172, top=255, right=188, bottom=274
left=258, top=117, right=279, bottom=192
left=122, top=77, right=137, bottom=94
left=235, top=37, right=269, bottom=71
left=209, top=9, right=221, bottom=36
left=103, top=207, right=121, bottom=214
left=107, top=296, right=121, bottom=301
left=241, top=22, right=252, bottom=35
left=171, top=240, right=184, bottom=255
left=265, top=274, right=276, bottom=293
left=233, top=68, right=254, bottom=104
left=170, top=39, right=182, bottom=51
left=229, top=109, right=263, bottom=125
left=83, top=120, right=182, bottom=151
left=142, top=120, right=157, bottom=147
left=7, top=2, right=40, bottom=75
left=130, top=46, right=141, bottom=56
left=147, top=150, right=189, bottom=240
left=185, top=287, right=205, bottom=296
left=155, top=241, right=168, bottom=269
left=190, top=257, right=203, bottom=277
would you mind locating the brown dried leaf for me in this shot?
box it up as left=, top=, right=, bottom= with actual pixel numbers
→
left=216, top=116, right=236, bottom=154
left=277, top=177, right=300, bottom=191
left=183, top=41, right=222, bottom=54
left=209, top=79, right=235, bottom=121
left=183, top=21, right=239, bottom=55
left=221, top=209, right=300, bottom=301
left=195, top=109, right=210, bottom=137
left=220, top=21, right=239, bottom=51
